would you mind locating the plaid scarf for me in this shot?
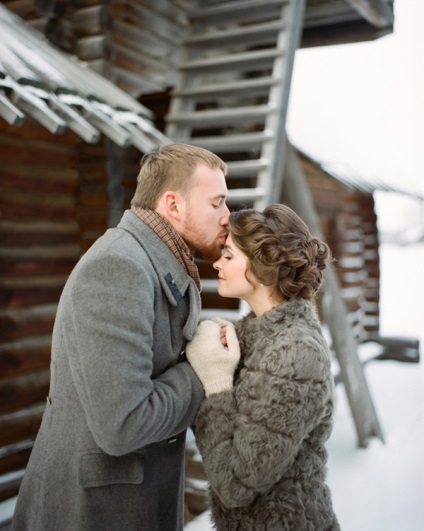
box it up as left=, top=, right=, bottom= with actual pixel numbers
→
left=131, top=206, right=201, bottom=291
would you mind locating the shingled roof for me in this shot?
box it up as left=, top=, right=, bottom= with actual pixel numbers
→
left=0, top=3, right=170, bottom=151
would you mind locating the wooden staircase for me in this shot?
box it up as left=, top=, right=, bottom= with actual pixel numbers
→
left=165, top=0, right=306, bottom=320
left=165, top=0, right=383, bottom=447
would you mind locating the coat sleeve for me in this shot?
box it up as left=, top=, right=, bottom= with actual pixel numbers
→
left=193, top=338, right=332, bottom=508
left=58, top=249, right=204, bottom=456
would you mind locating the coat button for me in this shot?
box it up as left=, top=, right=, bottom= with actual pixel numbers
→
left=167, top=437, right=178, bottom=444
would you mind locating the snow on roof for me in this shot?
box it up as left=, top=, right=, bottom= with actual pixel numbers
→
left=297, top=148, right=424, bottom=201
left=0, top=4, right=170, bottom=152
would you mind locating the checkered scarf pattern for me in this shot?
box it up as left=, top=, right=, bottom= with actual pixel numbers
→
left=131, top=206, right=201, bottom=291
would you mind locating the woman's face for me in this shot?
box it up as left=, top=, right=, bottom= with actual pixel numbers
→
left=213, top=233, right=257, bottom=301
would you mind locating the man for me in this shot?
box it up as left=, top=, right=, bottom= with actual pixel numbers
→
left=12, top=144, right=230, bottom=531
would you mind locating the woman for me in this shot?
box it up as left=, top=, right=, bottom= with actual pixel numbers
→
left=186, top=204, right=340, bottom=530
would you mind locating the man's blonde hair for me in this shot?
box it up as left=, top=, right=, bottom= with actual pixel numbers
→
left=131, top=143, right=228, bottom=210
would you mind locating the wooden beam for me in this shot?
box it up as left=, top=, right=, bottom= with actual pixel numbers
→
left=346, top=0, right=394, bottom=28
left=283, top=143, right=384, bottom=448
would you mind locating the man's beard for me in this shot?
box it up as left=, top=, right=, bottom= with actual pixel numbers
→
left=182, top=215, right=223, bottom=262
left=188, top=237, right=222, bottom=262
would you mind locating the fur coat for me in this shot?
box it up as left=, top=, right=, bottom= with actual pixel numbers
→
left=193, top=298, right=340, bottom=531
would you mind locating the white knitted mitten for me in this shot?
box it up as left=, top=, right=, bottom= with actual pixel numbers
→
left=186, top=320, right=240, bottom=396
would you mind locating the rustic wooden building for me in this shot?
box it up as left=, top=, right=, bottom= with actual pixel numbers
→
left=1, top=0, right=413, bottom=526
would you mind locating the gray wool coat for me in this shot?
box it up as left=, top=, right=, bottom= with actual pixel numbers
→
left=12, top=210, right=204, bottom=531
left=194, top=298, right=340, bottom=531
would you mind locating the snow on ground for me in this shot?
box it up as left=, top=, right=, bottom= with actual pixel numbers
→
left=186, top=206, right=424, bottom=530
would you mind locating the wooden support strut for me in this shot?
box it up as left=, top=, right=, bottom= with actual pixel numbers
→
left=283, top=142, right=384, bottom=448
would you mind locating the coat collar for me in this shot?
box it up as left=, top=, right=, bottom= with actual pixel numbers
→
left=117, top=210, right=201, bottom=338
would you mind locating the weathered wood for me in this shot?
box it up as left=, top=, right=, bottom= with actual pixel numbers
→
left=0, top=339, right=52, bottom=374
left=283, top=143, right=384, bottom=448
left=0, top=189, right=75, bottom=220
left=0, top=403, right=45, bottom=446
left=72, top=5, right=110, bottom=37
left=0, top=258, right=76, bottom=278
left=0, top=473, right=24, bottom=503
left=0, top=136, right=77, bottom=166
left=0, top=369, right=50, bottom=414
left=0, top=164, right=78, bottom=194
left=0, top=440, right=33, bottom=475
left=75, top=35, right=110, bottom=61
left=0, top=304, right=57, bottom=344
left=0, top=284, right=65, bottom=309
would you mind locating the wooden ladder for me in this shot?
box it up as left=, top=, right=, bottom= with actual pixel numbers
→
left=165, top=0, right=306, bottom=319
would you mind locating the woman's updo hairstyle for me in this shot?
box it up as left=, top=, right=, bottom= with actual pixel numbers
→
left=228, top=204, right=331, bottom=300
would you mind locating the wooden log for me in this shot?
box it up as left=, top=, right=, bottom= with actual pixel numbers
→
left=0, top=369, right=50, bottom=415
left=0, top=339, right=51, bottom=378
left=72, top=5, right=110, bottom=37
left=79, top=183, right=109, bottom=208
left=0, top=220, right=79, bottom=246
left=75, top=35, right=110, bottom=61
left=0, top=304, right=57, bottom=348
left=0, top=258, right=77, bottom=278
left=0, top=402, right=45, bottom=446
left=0, top=135, right=78, bottom=166
left=0, top=165, right=78, bottom=194
left=0, top=284, right=65, bottom=309
left=0, top=440, right=34, bottom=475
left=0, top=473, right=24, bottom=503
left=0, top=190, right=76, bottom=221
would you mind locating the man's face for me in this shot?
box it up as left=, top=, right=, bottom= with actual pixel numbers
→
left=181, top=163, right=230, bottom=262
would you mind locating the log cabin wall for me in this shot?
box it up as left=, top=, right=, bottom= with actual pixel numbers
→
left=0, top=118, right=81, bottom=502
left=298, top=153, right=380, bottom=341
left=0, top=117, right=129, bottom=503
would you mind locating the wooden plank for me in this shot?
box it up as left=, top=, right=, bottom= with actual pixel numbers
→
left=0, top=440, right=33, bottom=475
left=0, top=305, right=56, bottom=344
left=0, top=369, right=50, bottom=415
left=0, top=258, right=76, bottom=278
left=0, top=136, right=78, bottom=166
left=0, top=190, right=75, bottom=220
left=0, top=473, right=24, bottom=503
left=0, top=284, right=65, bottom=309
left=0, top=402, right=45, bottom=446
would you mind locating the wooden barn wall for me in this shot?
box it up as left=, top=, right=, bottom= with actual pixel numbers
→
left=0, top=118, right=120, bottom=503
left=299, top=155, right=380, bottom=341
left=0, top=118, right=80, bottom=501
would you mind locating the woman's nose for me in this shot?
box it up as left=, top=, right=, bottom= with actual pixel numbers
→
left=213, top=259, right=221, bottom=270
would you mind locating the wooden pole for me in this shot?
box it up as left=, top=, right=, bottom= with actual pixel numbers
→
left=283, top=142, right=384, bottom=448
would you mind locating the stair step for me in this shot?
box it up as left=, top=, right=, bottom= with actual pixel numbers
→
left=180, top=49, right=281, bottom=73
left=172, top=76, right=277, bottom=100
left=189, top=0, right=287, bottom=25
left=185, top=131, right=273, bottom=153
left=227, top=187, right=266, bottom=204
left=226, top=158, right=269, bottom=176
left=200, top=308, right=242, bottom=323
left=200, top=279, right=219, bottom=292
left=166, top=104, right=275, bottom=127
left=186, top=20, right=284, bottom=48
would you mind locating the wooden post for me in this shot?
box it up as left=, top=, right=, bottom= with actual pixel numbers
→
left=283, top=142, right=384, bottom=448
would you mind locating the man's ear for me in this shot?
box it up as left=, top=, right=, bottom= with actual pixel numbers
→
left=156, top=191, right=185, bottom=223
